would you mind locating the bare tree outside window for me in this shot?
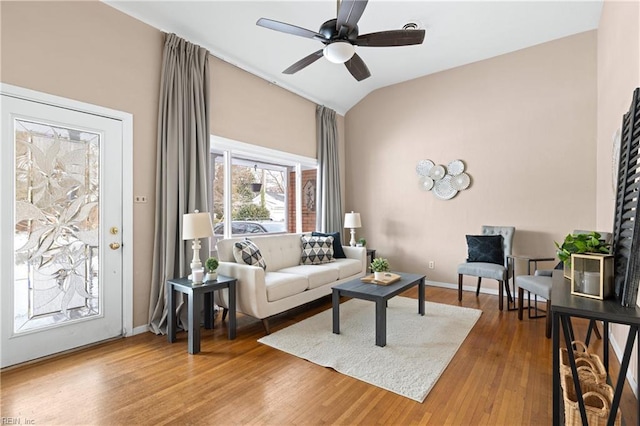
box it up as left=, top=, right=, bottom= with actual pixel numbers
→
left=211, top=156, right=288, bottom=236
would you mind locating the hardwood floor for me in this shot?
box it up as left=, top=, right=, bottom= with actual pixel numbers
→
left=1, top=287, right=637, bottom=425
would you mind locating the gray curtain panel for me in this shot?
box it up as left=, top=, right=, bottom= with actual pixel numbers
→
left=315, top=105, right=343, bottom=235
left=149, top=33, right=211, bottom=334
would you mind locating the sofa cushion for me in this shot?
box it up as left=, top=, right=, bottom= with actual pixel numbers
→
left=312, top=231, right=346, bottom=258
left=331, top=258, right=364, bottom=279
left=279, top=264, right=340, bottom=290
left=466, top=234, right=504, bottom=265
left=265, top=272, right=309, bottom=302
left=252, top=233, right=304, bottom=272
left=233, top=239, right=267, bottom=270
left=300, top=235, right=335, bottom=265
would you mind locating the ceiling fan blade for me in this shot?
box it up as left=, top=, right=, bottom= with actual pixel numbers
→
left=336, top=0, right=368, bottom=33
left=283, top=49, right=324, bottom=74
left=344, top=53, right=370, bottom=81
left=257, top=18, right=325, bottom=41
left=354, top=29, right=426, bottom=47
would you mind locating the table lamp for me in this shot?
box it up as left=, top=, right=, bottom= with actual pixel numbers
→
left=183, top=210, right=214, bottom=283
left=344, top=211, right=362, bottom=247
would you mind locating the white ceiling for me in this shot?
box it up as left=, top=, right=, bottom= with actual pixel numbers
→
left=104, top=1, right=603, bottom=115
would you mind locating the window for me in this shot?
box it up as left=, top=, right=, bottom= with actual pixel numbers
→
left=210, top=136, right=317, bottom=244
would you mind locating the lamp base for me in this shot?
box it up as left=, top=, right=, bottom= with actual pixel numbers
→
left=349, top=228, right=357, bottom=247
left=190, top=238, right=203, bottom=283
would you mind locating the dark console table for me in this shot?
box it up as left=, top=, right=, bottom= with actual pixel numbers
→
left=551, top=270, right=640, bottom=425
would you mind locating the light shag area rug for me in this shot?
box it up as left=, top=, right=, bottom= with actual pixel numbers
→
left=258, top=296, right=482, bottom=402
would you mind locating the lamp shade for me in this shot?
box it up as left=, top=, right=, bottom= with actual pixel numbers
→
left=183, top=210, right=214, bottom=240
left=344, top=211, right=361, bottom=228
left=323, top=41, right=355, bottom=64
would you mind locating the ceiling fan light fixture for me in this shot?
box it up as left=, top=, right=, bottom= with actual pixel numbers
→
left=323, top=41, right=355, bottom=64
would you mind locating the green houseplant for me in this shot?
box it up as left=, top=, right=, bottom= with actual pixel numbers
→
left=205, top=256, right=219, bottom=281
left=555, top=232, right=610, bottom=278
left=370, top=257, right=390, bottom=281
left=357, top=238, right=366, bottom=247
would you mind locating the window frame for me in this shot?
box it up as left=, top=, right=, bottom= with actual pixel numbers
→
left=210, top=135, right=317, bottom=240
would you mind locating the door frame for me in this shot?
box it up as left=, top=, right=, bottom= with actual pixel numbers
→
left=0, top=83, right=134, bottom=337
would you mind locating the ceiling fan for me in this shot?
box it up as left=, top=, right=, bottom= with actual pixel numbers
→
left=256, top=0, right=425, bottom=81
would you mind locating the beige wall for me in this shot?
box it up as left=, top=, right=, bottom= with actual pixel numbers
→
left=1, top=1, right=334, bottom=329
left=345, top=31, right=598, bottom=291
left=595, top=0, right=640, bottom=387
left=209, top=56, right=316, bottom=158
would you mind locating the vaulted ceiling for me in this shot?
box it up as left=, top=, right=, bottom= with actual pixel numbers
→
left=104, top=1, right=603, bottom=115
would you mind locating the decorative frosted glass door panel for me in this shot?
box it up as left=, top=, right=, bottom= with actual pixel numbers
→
left=14, top=120, right=101, bottom=333
left=1, top=92, right=123, bottom=368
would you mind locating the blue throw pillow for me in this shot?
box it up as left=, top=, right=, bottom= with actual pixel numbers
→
left=466, top=235, right=504, bottom=265
left=312, top=231, right=346, bottom=259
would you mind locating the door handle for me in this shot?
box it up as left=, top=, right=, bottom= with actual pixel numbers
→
left=109, top=242, right=121, bottom=250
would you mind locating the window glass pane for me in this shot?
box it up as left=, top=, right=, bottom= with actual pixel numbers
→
left=210, top=137, right=318, bottom=240
left=216, top=158, right=287, bottom=237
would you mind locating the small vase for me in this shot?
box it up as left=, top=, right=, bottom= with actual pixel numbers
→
left=205, top=271, right=217, bottom=282
left=374, top=271, right=385, bottom=281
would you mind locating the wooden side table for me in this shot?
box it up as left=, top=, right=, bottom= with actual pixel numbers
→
left=167, top=275, right=236, bottom=354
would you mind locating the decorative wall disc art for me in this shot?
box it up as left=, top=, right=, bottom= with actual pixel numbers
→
left=419, top=176, right=434, bottom=191
left=447, top=160, right=464, bottom=176
left=433, top=175, right=456, bottom=200
left=416, top=159, right=435, bottom=177
left=428, top=164, right=446, bottom=180
left=416, top=159, right=472, bottom=200
left=452, top=173, right=471, bottom=190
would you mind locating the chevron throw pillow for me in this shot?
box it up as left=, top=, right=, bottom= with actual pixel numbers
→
left=465, top=235, right=504, bottom=265
left=233, top=239, right=267, bottom=270
left=300, top=235, right=335, bottom=265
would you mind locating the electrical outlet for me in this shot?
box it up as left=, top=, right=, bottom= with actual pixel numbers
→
left=134, top=195, right=148, bottom=203
left=428, top=261, right=435, bottom=269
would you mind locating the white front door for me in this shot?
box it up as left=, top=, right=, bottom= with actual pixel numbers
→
left=1, top=91, right=125, bottom=367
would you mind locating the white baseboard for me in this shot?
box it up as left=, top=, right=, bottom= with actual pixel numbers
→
left=427, top=280, right=544, bottom=301
left=609, top=325, right=638, bottom=398
left=130, top=324, right=150, bottom=336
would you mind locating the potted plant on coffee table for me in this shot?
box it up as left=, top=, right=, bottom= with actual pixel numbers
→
left=205, top=256, right=219, bottom=281
left=555, top=232, right=610, bottom=278
left=370, top=257, right=390, bottom=281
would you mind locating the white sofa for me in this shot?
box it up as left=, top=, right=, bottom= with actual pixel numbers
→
left=214, top=233, right=366, bottom=333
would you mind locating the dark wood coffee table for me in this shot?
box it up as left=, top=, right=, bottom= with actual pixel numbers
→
left=332, top=272, right=426, bottom=347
